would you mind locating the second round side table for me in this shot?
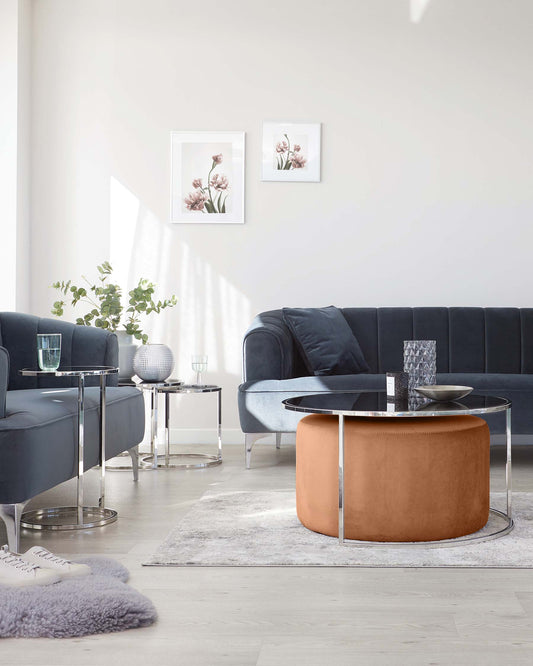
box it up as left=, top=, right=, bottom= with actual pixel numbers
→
left=140, top=383, right=222, bottom=469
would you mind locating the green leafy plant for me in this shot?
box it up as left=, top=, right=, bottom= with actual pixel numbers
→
left=51, top=261, right=177, bottom=344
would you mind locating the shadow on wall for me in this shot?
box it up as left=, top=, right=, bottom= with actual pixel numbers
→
left=109, top=176, right=251, bottom=385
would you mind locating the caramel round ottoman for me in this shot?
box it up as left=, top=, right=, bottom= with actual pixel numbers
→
left=296, top=414, right=490, bottom=542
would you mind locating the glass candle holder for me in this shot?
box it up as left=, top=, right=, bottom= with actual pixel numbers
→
left=403, top=340, right=436, bottom=392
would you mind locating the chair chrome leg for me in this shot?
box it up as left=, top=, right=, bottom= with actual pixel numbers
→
left=245, top=433, right=269, bottom=469
left=128, top=446, right=139, bottom=482
left=0, top=503, right=27, bottom=553
left=276, top=433, right=282, bottom=449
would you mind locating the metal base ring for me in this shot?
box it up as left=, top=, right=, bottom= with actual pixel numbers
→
left=338, top=508, right=514, bottom=548
left=21, top=506, right=118, bottom=531
left=140, top=453, right=222, bottom=470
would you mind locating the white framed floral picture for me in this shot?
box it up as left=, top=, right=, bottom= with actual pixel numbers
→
left=170, top=131, right=245, bottom=223
left=262, top=122, right=321, bottom=182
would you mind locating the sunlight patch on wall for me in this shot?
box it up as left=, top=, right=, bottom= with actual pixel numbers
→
left=110, top=176, right=139, bottom=291
left=177, top=241, right=250, bottom=379
left=109, top=177, right=250, bottom=382
left=410, top=0, right=432, bottom=23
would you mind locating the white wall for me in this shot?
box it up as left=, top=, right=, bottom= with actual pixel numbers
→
left=16, top=0, right=31, bottom=312
left=28, top=0, right=533, bottom=439
left=0, top=0, right=31, bottom=312
left=0, top=0, right=19, bottom=311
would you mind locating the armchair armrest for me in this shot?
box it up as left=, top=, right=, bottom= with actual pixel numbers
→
left=243, top=311, right=294, bottom=381
left=0, top=346, right=9, bottom=418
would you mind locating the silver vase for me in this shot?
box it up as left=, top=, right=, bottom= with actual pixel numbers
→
left=116, top=331, right=138, bottom=383
left=133, top=344, right=174, bottom=382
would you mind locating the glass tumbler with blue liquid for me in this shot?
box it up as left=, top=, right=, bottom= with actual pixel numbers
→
left=37, top=333, right=62, bottom=371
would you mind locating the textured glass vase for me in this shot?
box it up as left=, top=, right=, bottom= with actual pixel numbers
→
left=403, top=340, right=436, bottom=392
left=133, top=344, right=174, bottom=382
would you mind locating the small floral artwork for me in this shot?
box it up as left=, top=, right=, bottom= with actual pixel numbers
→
left=275, top=135, right=307, bottom=171
left=262, top=122, right=321, bottom=182
left=171, top=131, right=245, bottom=224
left=184, top=154, right=230, bottom=214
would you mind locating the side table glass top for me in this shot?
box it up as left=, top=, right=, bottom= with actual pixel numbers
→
left=21, top=365, right=118, bottom=376
left=283, top=391, right=510, bottom=417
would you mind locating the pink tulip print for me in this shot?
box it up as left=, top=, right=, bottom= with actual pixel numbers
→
left=184, top=153, right=229, bottom=213
left=275, top=134, right=307, bottom=170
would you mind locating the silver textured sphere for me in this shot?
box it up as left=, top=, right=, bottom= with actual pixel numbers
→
left=133, top=344, right=174, bottom=382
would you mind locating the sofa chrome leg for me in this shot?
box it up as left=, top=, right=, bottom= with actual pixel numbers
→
left=0, top=503, right=26, bottom=553
left=276, top=433, right=282, bottom=449
left=128, top=446, right=139, bottom=482
left=245, top=433, right=269, bottom=469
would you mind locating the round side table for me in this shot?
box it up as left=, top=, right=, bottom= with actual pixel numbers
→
left=140, top=383, right=222, bottom=470
left=106, top=379, right=182, bottom=471
left=19, top=365, right=118, bottom=530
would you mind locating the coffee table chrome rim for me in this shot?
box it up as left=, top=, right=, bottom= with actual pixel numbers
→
left=20, top=506, right=118, bottom=530
left=337, top=508, right=514, bottom=549
left=140, top=453, right=222, bottom=469
left=282, top=396, right=511, bottom=418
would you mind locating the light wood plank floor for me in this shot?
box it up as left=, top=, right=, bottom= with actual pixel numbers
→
left=1, top=442, right=533, bottom=665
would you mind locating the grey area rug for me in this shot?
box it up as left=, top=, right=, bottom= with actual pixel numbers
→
left=0, top=557, right=157, bottom=638
left=144, top=490, right=533, bottom=568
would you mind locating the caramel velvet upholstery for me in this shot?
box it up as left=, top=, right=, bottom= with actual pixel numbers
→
left=296, top=414, right=490, bottom=542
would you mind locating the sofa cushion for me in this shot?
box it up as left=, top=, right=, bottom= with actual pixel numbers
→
left=238, top=373, right=533, bottom=436
left=282, top=306, right=369, bottom=376
left=0, top=386, right=144, bottom=504
left=238, top=374, right=385, bottom=433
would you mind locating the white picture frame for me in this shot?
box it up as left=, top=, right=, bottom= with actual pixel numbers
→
left=171, top=131, right=245, bottom=224
left=262, top=122, right=321, bottom=182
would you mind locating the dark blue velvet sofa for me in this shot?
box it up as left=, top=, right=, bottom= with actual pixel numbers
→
left=0, top=313, right=145, bottom=550
left=238, top=307, right=533, bottom=467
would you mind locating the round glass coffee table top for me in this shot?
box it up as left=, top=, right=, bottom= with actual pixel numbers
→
left=283, top=391, right=510, bottom=417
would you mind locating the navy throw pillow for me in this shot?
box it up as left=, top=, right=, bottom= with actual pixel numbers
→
left=282, top=306, right=370, bottom=376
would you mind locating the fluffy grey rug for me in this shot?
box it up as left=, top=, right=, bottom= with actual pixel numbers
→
left=144, top=490, right=533, bottom=568
left=0, top=557, right=157, bottom=638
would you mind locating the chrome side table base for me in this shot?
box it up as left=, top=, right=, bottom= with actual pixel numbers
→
left=21, top=506, right=117, bottom=531
left=140, top=452, right=222, bottom=470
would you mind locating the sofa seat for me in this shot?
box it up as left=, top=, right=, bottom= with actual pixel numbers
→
left=0, top=386, right=144, bottom=504
left=239, top=373, right=533, bottom=435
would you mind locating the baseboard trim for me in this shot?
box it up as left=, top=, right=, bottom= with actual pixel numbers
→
left=167, top=428, right=244, bottom=446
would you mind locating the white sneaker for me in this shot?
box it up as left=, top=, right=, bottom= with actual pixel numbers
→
left=0, top=546, right=61, bottom=588
left=20, top=546, right=91, bottom=579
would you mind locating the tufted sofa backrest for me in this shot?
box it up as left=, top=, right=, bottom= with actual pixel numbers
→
left=340, top=307, right=533, bottom=375
left=0, top=313, right=119, bottom=389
